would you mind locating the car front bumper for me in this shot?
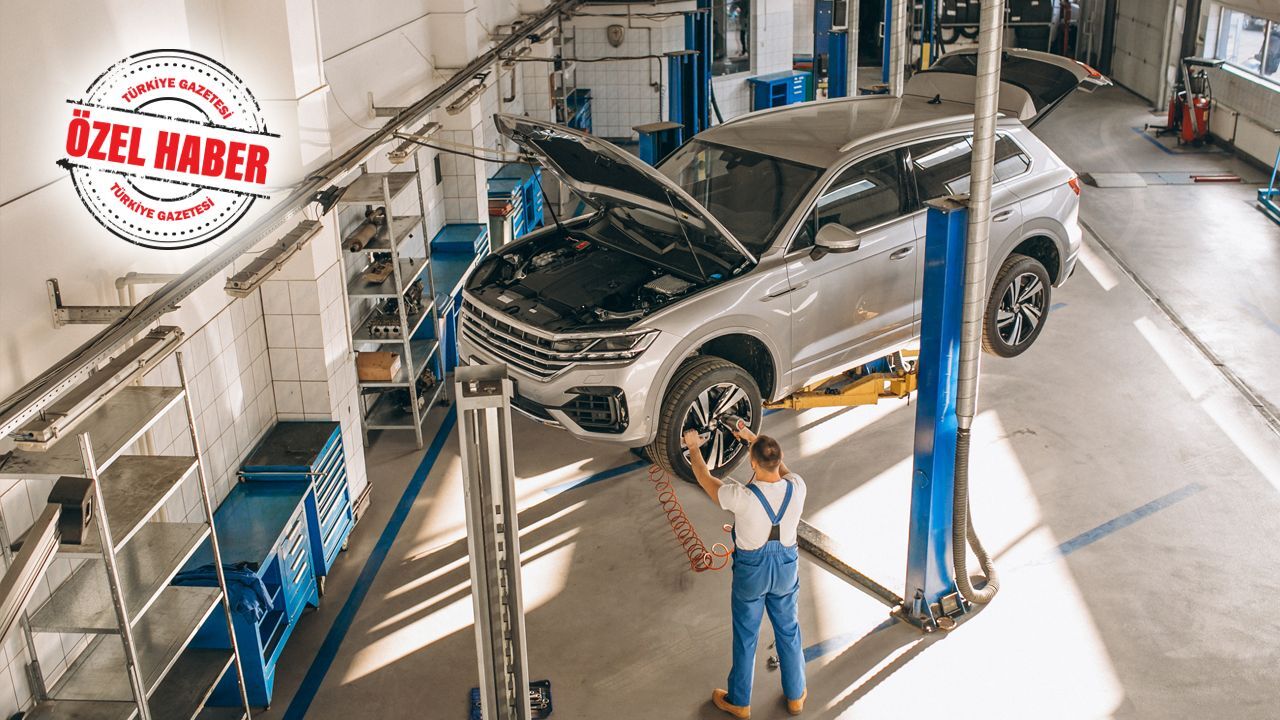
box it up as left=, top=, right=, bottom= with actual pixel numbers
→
left=457, top=330, right=682, bottom=446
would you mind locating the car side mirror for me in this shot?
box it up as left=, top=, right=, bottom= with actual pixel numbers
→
left=810, top=223, right=861, bottom=261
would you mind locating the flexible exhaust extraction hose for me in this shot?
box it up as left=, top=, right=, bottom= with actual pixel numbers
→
left=953, top=429, right=998, bottom=602
left=952, top=0, right=1005, bottom=605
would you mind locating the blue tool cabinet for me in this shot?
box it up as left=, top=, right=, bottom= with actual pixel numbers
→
left=487, top=164, right=544, bottom=246
left=178, top=482, right=317, bottom=707
left=430, top=224, right=489, bottom=373
left=748, top=70, right=811, bottom=110
left=239, top=421, right=355, bottom=587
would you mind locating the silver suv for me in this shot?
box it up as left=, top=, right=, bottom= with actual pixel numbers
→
left=461, top=49, right=1108, bottom=481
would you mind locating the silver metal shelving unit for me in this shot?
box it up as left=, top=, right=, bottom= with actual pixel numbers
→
left=0, top=352, right=251, bottom=720
left=338, top=154, right=447, bottom=449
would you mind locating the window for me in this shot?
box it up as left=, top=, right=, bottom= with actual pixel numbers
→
left=1214, top=8, right=1280, bottom=83
left=793, top=151, right=906, bottom=250
left=910, top=136, right=1031, bottom=202
left=712, top=0, right=750, bottom=76
left=658, top=141, right=823, bottom=257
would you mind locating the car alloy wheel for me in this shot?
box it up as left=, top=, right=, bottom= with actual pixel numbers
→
left=680, top=381, right=754, bottom=471
left=995, top=271, right=1045, bottom=347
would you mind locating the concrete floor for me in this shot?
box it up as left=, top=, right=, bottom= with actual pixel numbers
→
left=255, top=87, right=1280, bottom=719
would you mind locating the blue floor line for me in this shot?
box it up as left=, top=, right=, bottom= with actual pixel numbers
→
left=282, top=411, right=457, bottom=720
left=1056, top=482, right=1205, bottom=557
left=803, top=631, right=861, bottom=663
left=543, top=459, right=648, bottom=496
left=1050, top=302, right=1068, bottom=312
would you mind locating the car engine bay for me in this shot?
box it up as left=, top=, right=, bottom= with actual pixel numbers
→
left=465, top=213, right=733, bottom=333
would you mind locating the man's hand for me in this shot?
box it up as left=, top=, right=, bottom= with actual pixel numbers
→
left=683, top=429, right=704, bottom=450
left=731, top=419, right=757, bottom=444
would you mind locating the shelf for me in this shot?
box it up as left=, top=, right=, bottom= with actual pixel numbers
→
left=30, top=522, right=210, bottom=634
left=362, top=382, right=443, bottom=430
left=49, top=585, right=221, bottom=702
left=347, top=257, right=429, bottom=299
left=362, top=214, right=424, bottom=252
left=338, top=172, right=417, bottom=205
left=352, top=302, right=433, bottom=345
left=358, top=339, right=440, bottom=389
left=0, top=387, right=185, bottom=480
left=74, top=455, right=197, bottom=558
left=148, top=648, right=234, bottom=720
left=25, top=699, right=141, bottom=720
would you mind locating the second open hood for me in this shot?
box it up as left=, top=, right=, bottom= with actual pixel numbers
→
left=493, top=114, right=756, bottom=265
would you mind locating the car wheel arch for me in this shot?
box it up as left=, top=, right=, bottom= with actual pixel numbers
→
left=643, top=326, right=784, bottom=443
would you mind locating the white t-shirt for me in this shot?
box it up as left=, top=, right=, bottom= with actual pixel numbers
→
left=718, top=473, right=806, bottom=551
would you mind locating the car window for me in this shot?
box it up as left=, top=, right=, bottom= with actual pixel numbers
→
left=911, top=135, right=1031, bottom=202
left=792, top=151, right=906, bottom=251
left=658, top=141, right=823, bottom=257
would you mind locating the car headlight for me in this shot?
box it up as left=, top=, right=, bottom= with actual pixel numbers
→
left=549, top=338, right=595, bottom=354
left=585, top=331, right=658, bottom=360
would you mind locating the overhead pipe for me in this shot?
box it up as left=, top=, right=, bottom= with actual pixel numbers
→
left=952, top=0, right=1003, bottom=605
left=0, top=0, right=582, bottom=437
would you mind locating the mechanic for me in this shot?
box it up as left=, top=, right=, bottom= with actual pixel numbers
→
left=683, top=423, right=808, bottom=718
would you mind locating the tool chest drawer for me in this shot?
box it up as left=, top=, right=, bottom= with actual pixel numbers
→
left=240, top=421, right=355, bottom=581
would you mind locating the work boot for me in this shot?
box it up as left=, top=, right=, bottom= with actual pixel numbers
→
left=786, top=688, right=807, bottom=715
left=712, top=689, right=751, bottom=719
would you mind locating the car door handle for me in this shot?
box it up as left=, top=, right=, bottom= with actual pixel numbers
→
left=889, top=247, right=914, bottom=261
left=992, top=210, right=1015, bottom=222
left=764, top=281, right=808, bottom=299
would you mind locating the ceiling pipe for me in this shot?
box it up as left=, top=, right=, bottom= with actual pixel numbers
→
left=0, top=0, right=581, bottom=437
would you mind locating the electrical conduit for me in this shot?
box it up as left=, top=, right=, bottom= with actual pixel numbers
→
left=952, top=0, right=1003, bottom=605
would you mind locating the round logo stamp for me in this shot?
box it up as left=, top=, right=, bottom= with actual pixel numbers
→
left=58, top=49, right=279, bottom=250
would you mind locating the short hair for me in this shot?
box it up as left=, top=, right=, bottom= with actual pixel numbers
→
left=749, top=435, right=783, bottom=472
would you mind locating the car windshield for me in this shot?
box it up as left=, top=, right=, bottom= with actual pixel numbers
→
left=658, top=141, right=823, bottom=256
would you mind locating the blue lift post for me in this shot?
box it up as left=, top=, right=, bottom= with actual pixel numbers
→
left=668, top=3, right=712, bottom=144
left=828, top=31, right=850, bottom=98
left=881, top=0, right=894, bottom=86
left=902, top=198, right=968, bottom=628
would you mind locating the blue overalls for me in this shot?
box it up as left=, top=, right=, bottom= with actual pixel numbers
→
left=727, top=479, right=805, bottom=707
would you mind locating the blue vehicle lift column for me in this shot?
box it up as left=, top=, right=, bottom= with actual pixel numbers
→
left=668, top=2, right=712, bottom=144
left=901, top=199, right=968, bottom=629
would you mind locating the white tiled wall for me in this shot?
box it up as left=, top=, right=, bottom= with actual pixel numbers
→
left=569, top=12, right=685, bottom=139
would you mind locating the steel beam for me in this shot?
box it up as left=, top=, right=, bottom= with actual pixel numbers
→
left=456, top=365, right=531, bottom=720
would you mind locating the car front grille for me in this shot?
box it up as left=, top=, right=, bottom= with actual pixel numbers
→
left=460, top=300, right=581, bottom=379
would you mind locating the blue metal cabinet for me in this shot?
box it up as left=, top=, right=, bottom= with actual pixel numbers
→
left=748, top=70, right=811, bottom=110
left=179, top=482, right=317, bottom=707
left=430, top=224, right=489, bottom=373
left=240, top=421, right=355, bottom=584
left=487, top=165, right=544, bottom=244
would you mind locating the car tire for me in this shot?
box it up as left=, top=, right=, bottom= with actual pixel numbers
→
left=982, top=253, right=1052, bottom=358
left=648, top=356, right=762, bottom=484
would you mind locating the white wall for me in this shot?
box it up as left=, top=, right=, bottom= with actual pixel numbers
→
left=569, top=10, right=686, bottom=139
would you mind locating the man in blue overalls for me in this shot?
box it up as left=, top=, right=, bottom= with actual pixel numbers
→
left=684, top=423, right=807, bottom=718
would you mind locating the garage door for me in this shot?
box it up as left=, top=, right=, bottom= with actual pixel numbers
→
left=1110, top=0, right=1174, bottom=103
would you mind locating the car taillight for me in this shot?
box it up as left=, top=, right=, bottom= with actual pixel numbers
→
left=1075, top=61, right=1104, bottom=79
left=1067, top=176, right=1081, bottom=195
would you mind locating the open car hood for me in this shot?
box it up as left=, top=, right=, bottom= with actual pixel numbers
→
left=904, top=48, right=1112, bottom=126
left=493, top=114, right=756, bottom=265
